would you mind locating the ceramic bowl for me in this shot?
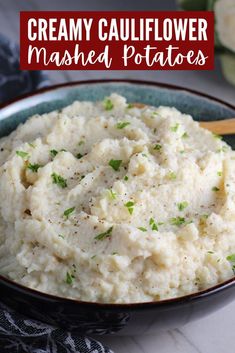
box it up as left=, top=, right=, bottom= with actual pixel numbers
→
left=0, top=80, right=235, bottom=335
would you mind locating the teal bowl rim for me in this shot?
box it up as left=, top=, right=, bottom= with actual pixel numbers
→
left=0, top=79, right=235, bottom=309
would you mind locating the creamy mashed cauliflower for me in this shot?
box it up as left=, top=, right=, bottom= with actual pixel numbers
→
left=0, top=93, right=235, bottom=303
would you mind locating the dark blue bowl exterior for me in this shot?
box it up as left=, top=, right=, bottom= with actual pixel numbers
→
left=0, top=80, right=235, bottom=335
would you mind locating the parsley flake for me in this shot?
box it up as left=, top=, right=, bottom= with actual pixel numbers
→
left=76, top=153, right=83, bottom=159
left=66, top=271, right=75, bottom=285
left=103, top=98, right=114, bottom=111
left=94, top=226, right=113, bottom=240
left=170, top=217, right=186, bottom=226
left=167, top=171, right=177, bottom=180
left=170, top=123, right=179, bottom=132
left=138, top=227, right=147, bottom=232
left=154, top=144, right=162, bottom=151
left=109, top=159, right=122, bottom=171
left=212, top=186, right=220, bottom=192
left=124, top=175, right=129, bottom=181
left=58, top=234, right=65, bottom=239
left=16, top=151, right=29, bottom=159
left=125, top=201, right=135, bottom=215
left=217, top=171, right=222, bottom=176
left=213, top=133, right=222, bottom=140
left=182, top=132, right=189, bottom=139
left=177, top=201, right=188, bottom=211
left=108, top=189, right=117, bottom=200
left=226, top=254, right=235, bottom=272
left=27, top=163, right=42, bottom=173
left=51, top=173, right=67, bottom=188
left=116, top=121, right=130, bottom=129
left=149, top=218, right=158, bottom=231
left=64, top=207, right=75, bottom=219
left=50, top=149, right=58, bottom=158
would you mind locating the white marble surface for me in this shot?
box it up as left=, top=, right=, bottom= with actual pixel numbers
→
left=0, top=0, right=235, bottom=352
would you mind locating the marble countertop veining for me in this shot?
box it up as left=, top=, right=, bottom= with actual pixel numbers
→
left=0, top=0, right=235, bottom=352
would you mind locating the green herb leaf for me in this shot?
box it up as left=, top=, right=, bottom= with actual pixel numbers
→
left=182, top=132, right=189, bottom=139
left=51, top=173, right=67, bottom=188
left=213, top=133, right=222, bottom=140
left=149, top=217, right=158, bottom=231
left=127, top=103, right=134, bottom=109
left=94, top=226, right=113, bottom=240
left=76, top=153, right=83, bottom=159
left=170, top=123, right=179, bottom=132
left=50, top=149, right=58, bottom=158
left=125, top=201, right=135, bottom=215
left=108, top=189, right=117, bottom=200
left=167, top=171, right=177, bottom=180
left=66, top=271, right=75, bottom=285
left=103, top=98, right=114, bottom=111
left=170, top=217, right=186, bottom=226
left=217, top=171, right=222, bottom=176
left=154, top=144, right=162, bottom=151
left=226, top=254, right=235, bottom=272
left=28, top=143, right=36, bottom=148
left=207, top=251, right=214, bottom=254
left=27, top=163, right=42, bottom=173
left=16, top=151, right=29, bottom=159
left=78, top=140, right=85, bottom=146
left=64, top=207, right=75, bottom=219
left=212, top=186, right=220, bottom=192
left=109, top=159, right=122, bottom=171
left=177, top=201, right=188, bottom=211
left=124, top=175, right=129, bottom=181
left=116, top=121, right=130, bottom=129
left=58, top=234, right=65, bottom=239
left=138, top=227, right=147, bottom=232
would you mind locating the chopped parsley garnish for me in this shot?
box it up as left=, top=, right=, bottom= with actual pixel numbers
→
left=127, top=103, right=134, bottom=109
left=213, top=133, right=222, bottom=140
left=217, top=146, right=228, bottom=153
left=16, top=151, right=29, bottom=159
left=78, top=140, right=85, bottom=146
left=177, top=201, right=188, bottom=211
left=109, top=159, right=122, bottom=171
left=66, top=271, right=75, bottom=285
left=170, top=217, right=186, bottom=226
left=124, top=175, right=129, bottom=181
left=91, top=255, right=96, bottom=259
left=94, top=226, right=113, bottom=240
left=151, top=111, right=159, bottom=118
left=76, top=153, right=83, bottom=159
left=149, top=217, right=158, bottom=231
left=167, top=171, right=177, bottom=180
left=207, top=251, right=214, bottom=254
left=116, top=121, right=130, bottom=129
left=51, top=173, right=67, bottom=188
left=125, top=201, right=135, bottom=215
left=182, top=132, right=189, bottom=139
left=50, top=149, right=58, bottom=158
left=170, top=123, right=179, bottom=132
left=212, top=186, right=220, bottom=192
left=108, top=189, right=117, bottom=200
left=138, top=227, right=147, bottom=232
left=154, top=144, right=162, bottom=151
left=103, top=98, right=114, bottom=111
left=226, top=254, right=235, bottom=272
left=28, top=142, right=36, bottom=148
left=217, top=171, right=222, bottom=176
left=27, top=163, right=42, bottom=173
left=201, top=214, right=209, bottom=219
left=112, top=251, right=118, bottom=255
left=58, top=234, right=65, bottom=239
left=64, top=207, right=75, bottom=219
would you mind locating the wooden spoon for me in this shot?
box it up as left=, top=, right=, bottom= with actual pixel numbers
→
left=133, top=103, right=235, bottom=135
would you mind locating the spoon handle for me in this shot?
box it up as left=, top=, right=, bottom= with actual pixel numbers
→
left=200, top=119, right=235, bottom=135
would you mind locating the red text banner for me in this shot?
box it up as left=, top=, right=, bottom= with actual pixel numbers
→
left=20, top=11, right=214, bottom=70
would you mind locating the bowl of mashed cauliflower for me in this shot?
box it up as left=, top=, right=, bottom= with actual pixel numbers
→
left=0, top=80, right=235, bottom=335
